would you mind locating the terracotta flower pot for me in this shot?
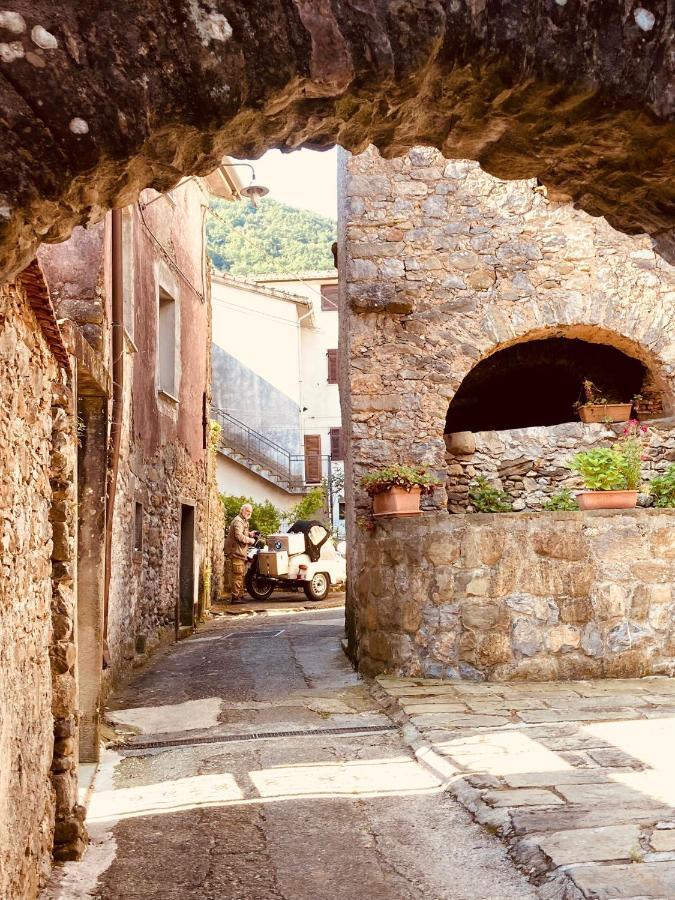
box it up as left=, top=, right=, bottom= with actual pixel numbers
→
left=578, top=403, right=632, bottom=424
left=372, top=485, right=422, bottom=516
left=576, top=490, right=638, bottom=510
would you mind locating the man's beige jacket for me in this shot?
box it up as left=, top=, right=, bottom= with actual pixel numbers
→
left=226, top=514, right=250, bottom=559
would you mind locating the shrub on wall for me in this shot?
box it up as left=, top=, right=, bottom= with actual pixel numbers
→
left=649, top=464, right=675, bottom=507
left=468, top=476, right=512, bottom=513
left=542, top=488, right=578, bottom=511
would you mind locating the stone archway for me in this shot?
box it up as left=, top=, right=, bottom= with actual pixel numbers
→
left=0, top=1, right=673, bottom=281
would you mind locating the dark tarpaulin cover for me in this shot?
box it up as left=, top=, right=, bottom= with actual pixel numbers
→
left=289, top=520, right=330, bottom=562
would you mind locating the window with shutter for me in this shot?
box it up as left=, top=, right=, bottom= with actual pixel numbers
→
left=304, top=434, right=322, bottom=484
left=320, top=284, right=339, bottom=311
left=329, top=427, right=343, bottom=460
left=327, top=349, right=339, bottom=384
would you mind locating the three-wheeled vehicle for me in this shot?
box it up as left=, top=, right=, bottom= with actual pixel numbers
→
left=245, top=520, right=346, bottom=601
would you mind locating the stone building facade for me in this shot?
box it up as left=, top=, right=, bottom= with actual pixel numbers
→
left=339, top=146, right=675, bottom=679
left=0, top=177, right=226, bottom=895
left=0, top=266, right=79, bottom=898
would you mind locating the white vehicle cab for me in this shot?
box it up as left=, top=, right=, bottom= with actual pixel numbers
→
left=245, top=520, right=346, bottom=602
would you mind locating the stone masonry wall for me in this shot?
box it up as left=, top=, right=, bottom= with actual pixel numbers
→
left=353, top=510, right=675, bottom=682
left=107, top=436, right=212, bottom=681
left=0, top=280, right=58, bottom=898
left=49, top=379, right=86, bottom=862
left=447, top=419, right=675, bottom=512
left=342, top=148, right=675, bottom=519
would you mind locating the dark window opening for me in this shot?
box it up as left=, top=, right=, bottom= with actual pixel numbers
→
left=338, top=500, right=345, bottom=521
left=134, top=501, right=143, bottom=552
left=321, top=284, right=339, bottom=311
left=446, top=337, right=647, bottom=434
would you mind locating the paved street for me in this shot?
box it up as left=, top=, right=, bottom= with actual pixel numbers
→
left=377, top=676, right=675, bottom=900
left=44, top=608, right=535, bottom=900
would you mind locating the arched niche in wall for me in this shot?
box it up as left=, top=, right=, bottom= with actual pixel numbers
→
left=445, top=330, right=669, bottom=435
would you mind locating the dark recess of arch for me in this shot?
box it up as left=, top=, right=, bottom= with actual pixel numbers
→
left=445, top=337, right=647, bottom=434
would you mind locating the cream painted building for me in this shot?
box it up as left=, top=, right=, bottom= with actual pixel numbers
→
left=211, top=271, right=344, bottom=531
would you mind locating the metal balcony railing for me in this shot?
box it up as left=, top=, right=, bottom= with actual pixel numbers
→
left=211, top=406, right=330, bottom=490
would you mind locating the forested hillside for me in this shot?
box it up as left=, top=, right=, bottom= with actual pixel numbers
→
left=207, top=198, right=336, bottom=276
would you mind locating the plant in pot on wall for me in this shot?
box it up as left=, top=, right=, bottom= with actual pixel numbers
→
left=360, top=465, right=441, bottom=517
left=570, top=421, right=648, bottom=510
left=574, top=379, right=635, bottom=424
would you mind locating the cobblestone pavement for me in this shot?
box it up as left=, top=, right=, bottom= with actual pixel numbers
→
left=376, top=676, right=675, bottom=900
left=44, top=609, right=536, bottom=900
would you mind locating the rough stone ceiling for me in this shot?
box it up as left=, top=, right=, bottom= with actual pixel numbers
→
left=0, top=0, right=673, bottom=280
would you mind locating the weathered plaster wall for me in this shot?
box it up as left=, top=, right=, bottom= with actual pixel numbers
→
left=342, top=148, right=675, bottom=519
left=446, top=419, right=675, bottom=512
left=106, top=184, right=219, bottom=681
left=352, top=510, right=675, bottom=682
left=0, top=279, right=57, bottom=898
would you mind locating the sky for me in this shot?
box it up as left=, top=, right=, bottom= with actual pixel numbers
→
left=235, top=147, right=337, bottom=221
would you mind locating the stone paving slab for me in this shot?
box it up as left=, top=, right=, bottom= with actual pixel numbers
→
left=375, top=675, right=675, bottom=899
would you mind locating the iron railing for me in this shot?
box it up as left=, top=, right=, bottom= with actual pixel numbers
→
left=211, top=406, right=331, bottom=490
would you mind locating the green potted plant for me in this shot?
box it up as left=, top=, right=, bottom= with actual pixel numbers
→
left=360, top=465, right=441, bottom=516
left=574, top=379, right=634, bottom=424
left=569, top=421, right=647, bottom=510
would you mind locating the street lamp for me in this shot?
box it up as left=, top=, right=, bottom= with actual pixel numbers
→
left=221, top=162, right=270, bottom=208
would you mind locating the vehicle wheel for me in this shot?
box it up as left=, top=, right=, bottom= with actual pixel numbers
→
left=303, top=572, right=330, bottom=602
left=245, top=568, right=275, bottom=601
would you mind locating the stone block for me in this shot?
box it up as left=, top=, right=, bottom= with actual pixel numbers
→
left=569, top=861, right=675, bottom=900
left=532, top=529, right=586, bottom=561
left=512, top=618, right=544, bottom=657
left=546, top=624, right=581, bottom=653
left=592, top=583, right=628, bottom=620
left=580, top=622, right=604, bottom=657
left=559, top=596, right=592, bottom=625
left=445, top=431, right=476, bottom=455
left=651, top=831, right=675, bottom=852
left=460, top=600, right=505, bottom=630
left=426, top=536, right=461, bottom=566
left=475, top=631, right=512, bottom=667
left=607, top=621, right=653, bottom=653
left=485, top=788, right=564, bottom=808
left=557, top=653, right=603, bottom=680
left=630, top=584, right=651, bottom=620
left=535, top=824, right=640, bottom=866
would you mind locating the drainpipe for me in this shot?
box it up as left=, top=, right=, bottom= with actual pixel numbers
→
left=102, top=208, right=124, bottom=664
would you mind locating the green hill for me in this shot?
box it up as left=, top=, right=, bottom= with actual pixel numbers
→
left=207, top=197, right=336, bottom=276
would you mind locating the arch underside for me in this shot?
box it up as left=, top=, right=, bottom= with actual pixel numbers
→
left=0, top=0, right=673, bottom=281
left=446, top=324, right=674, bottom=433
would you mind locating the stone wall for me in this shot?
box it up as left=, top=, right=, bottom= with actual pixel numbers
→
left=0, top=280, right=58, bottom=898
left=351, top=510, right=675, bottom=682
left=341, top=148, right=675, bottom=519
left=447, top=419, right=675, bottom=512
left=49, top=379, right=86, bottom=862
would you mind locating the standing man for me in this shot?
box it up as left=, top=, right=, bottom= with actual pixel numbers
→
left=226, top=503, right=256, bottom=604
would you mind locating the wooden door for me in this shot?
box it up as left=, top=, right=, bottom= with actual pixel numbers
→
left=304, top=434, right=322, bottom=484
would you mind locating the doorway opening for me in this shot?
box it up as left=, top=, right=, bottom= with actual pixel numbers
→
left=178, top=504, right=196, bottom=631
